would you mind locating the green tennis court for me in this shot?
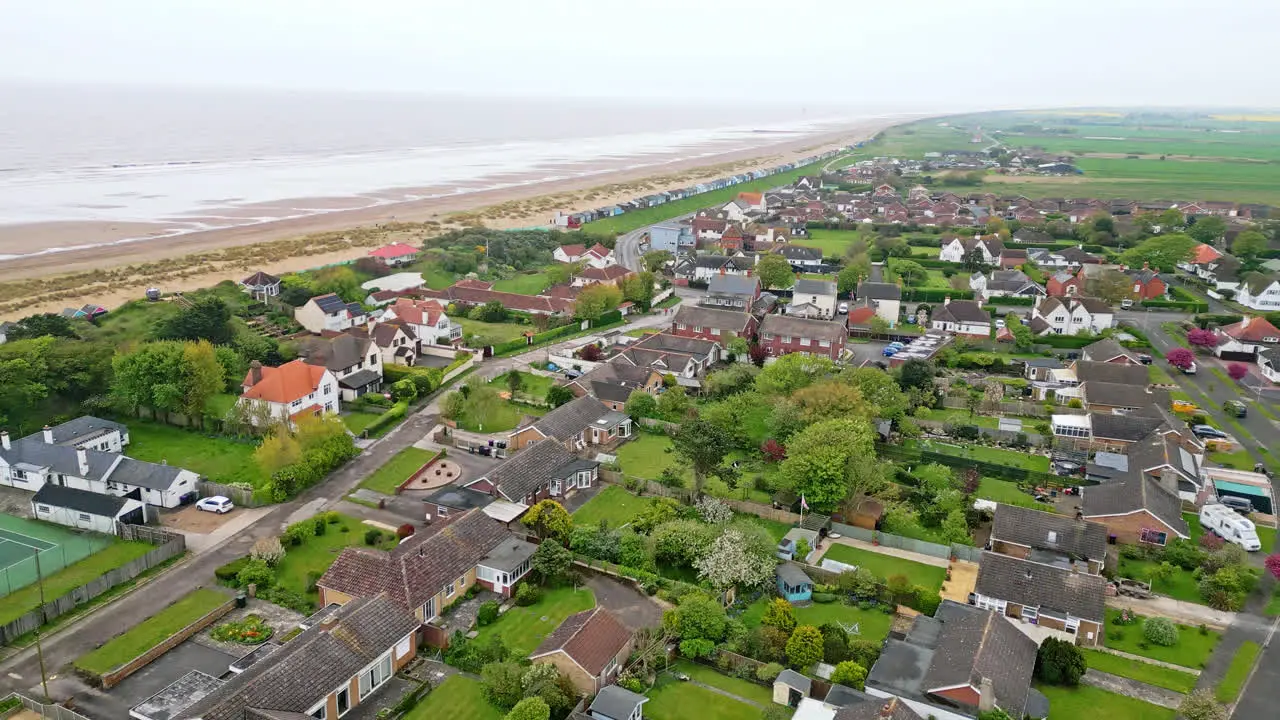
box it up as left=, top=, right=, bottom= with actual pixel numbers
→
left=0, top=514, right=118, bottom=597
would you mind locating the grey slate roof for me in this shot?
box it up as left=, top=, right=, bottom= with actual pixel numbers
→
left=296, top=333, right=374, bottom=372
left=529, top=396, right=613, bottom=441
left=708, top=274, right=760, bottom=297
left=778, top=245, right=823, bottom=261
left=481, top=536, right=538, bottom=572
left=1074, top=360, right=1148, bottom=385
left=630, top=332, right=720, bottom=359
left=109, top=457, right=189, bottom=491
left=45, top=416, right=126, bottom=446
left=33, top=484, right=129, bottom=518
left=337, top=368, right=382, bottom=390
left=991, top=504, right=1107, bottom=560
left=1081, top=382, right=1168, bottom=411
left=0, top=424, right=189, bottom=492
left=672, top=305, right=754, bottom=333
left=1081, top=337, right=1138, bottom=363
left=793, top=278, right=837, bottom=296
left=1083, top=475, right=1190, bottom=538
left=857, top=281, right=902, bottom=301
left=589, top=685, right=648, bottom=720
left=178, top=594, right=418, bottom=720
left=931, top=300, right=990, bottom=324
left=422, top=485, right=493, bottom=511
left=775, top=669, right=812, bottom=694
left=776, top=562, right=813, bottom=587
left=834, top=697, right=924, bottom=720
left=483, top=439, right=583, bottom=502
left=1088, top=413, right=1165, bottom=442
left=974, top=551, right=1107, bottom=622
left=760, top=314, right=847, bottom=341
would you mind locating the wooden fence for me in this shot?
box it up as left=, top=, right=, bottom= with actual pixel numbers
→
left=197, top=480, right=262, bottom=508
left=0, top=527, right=187, bottom=646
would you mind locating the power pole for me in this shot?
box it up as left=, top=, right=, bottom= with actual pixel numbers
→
left=33, top=549, right=50, bottom=701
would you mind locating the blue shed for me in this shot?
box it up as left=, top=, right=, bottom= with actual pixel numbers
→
left=776, top=563, right=813, bottom=603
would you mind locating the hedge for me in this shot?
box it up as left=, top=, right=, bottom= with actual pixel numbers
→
left=1195, top=313, right=1244, bottom=327
left=364, top=400, right=410, bottom=437
left=902, top=288, right=974, bottom=302
left=1142, top=299, right=1208, bottom=312
left=215, top=557, right=251, bottom=583
left=1036, top=334, right=1104, bottom=349
left=986, top=295, right=1037, bottom=307
left=383, top=364, right=446, bottom=394
left=906, top=237, right=940, bottom=247
left=597, top=308, right=623, bottom=325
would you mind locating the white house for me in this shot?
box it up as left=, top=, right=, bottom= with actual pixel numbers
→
left=382, top=297, right=462, bottom=346
left=939, top=235, right=1004, bottom=264
left=1214, top=316, right=1280, bottom=358
left=367, top=322, right=419, bottom=366
left=296, top=333, right=384, bottom=402
left=929, top=299, right=992, bottom=338
left=855, top=281, right=902, bottom=327
left=719, top=199, right=749, bottom=222
left=787, top=278, right=838, bottom=320
left=553, top=243, right=616, bottom=269
left=1030, top=297, right=1115, bottom=335
left=239, top=359, right=340, bottom=425
left=969, top=270, right=1044, bottom=302
left=1258, top=348, right=1280, bottom=383
left=295, top=293, right=368, bottom=334
left=32, top=484, right=148, bottom=533
left=1234, top=274, right=1280, bottom=312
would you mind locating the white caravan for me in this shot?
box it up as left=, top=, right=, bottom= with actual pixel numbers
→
left=1199, top=503, right=1262, bottom=551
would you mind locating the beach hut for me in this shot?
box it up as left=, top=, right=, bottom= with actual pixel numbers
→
left=776, top=563, right=814, bottom=603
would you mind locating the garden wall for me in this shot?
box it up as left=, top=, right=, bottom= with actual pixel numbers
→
left=97, top=596, right=235, bottom=688
left=0, top=527, right=186, bottom=646
left=828, top=523, right=984, bottom=563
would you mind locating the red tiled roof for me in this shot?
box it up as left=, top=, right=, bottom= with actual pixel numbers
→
left=578, top=265, right=632, bottom=282
left=368, top=242, right=420, bottom=259
left=454, top=278, right=494, bottom=290
left=1219, top=316, right=1280, bottom=342
left=531, top=607, right=631, bottom=674
left=846, top=306, right=877, bottom=325
left=389, top=297, right=445, bottom=326
left=242, top=360, right=328, bottom=404
left=1190, top=243, right=1223, bottom=265
left=586, top=243, right=611, bottom=258
left=558, top=244, right=587, bottom=258
left=737, top=192, right=763, bottom=205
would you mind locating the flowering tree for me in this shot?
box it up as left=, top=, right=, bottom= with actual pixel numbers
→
left=1166, top=347, right=1195, bottom=371
left=1266, top=553, right=1280, bottom=580
left=761, top=438, right=787, bottom=463
left=694, top=528, right=776, bottom=590
left=1228, top=363, right=1249, bottom=381
left=1187, top=328, right=1219, bottom=350
left=695, top=496, right=733, bottom=525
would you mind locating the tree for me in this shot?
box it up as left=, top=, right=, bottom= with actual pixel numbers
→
left=755, top=353, right=834, bottom=395
left=780, top=418, right=881, bottom=510
left=1266, top=553, right=1280, bottom=580
left=1187, top=328, right=1219, bottom=349
left=624, top=390, right=658, bottom=418
left=656, top=385, right=691, bottom=420
left=112, top=340, right=224, bottom=418
left=761, top=438, right=787, bottom=462
left=155, top=296, right=233, bottom=344
left=482, top=662, right=526, bottom=709
left=1142, top=616, right=1179, bottom=646
left=1228, top=363, right=1249, bottom=381
left=962, top=248, right=988, bottom=273
left=756, top=253, right=795, bottom=290
left=792, top=381, right=870, bottom=425
left=523, top=500, right=572, bottom=543
left=1166, top=347, right=1196, bottom=370
left=837, top=261, right=869, bottom=295
left=829, top=661, right=867, bottom=690
left=1119, top=233, right=1196, bottom=272
left=572, top=283, right=622, bottom=321
left=621, top=271, right=656, bottom=307
left=1232, top=230, right=1269, bottom=259
left=505, top=697, right=549, bottom=720
left=891, top=259, right=928, bottom=286
left=504, top=369, right=524, bottom=397
left=181, top=340, right=227, bottom=417
left=544, top=261, right=580, bottom=288
left=1158, top=208, right=1185, bottom=231
left=1179, top=689, right=1228, bottom=720
left=530, top=539, right=573, bottom=584
left=478, top=301, right=509, bottom=323
left=726, top=336, right=750, bottom=361
left=897, top=359, right=936, bottom=393
left=748, top=343, right=767, bottom=367
left=868, top=316, right=891, bottom=335
left=1004, top=313, right=1033, bottom=349
left=705, top=364, right=758, bottom=397
left=642, top=249, right=673, bottom=273
left=6, top=313, right=77, bottom=340
left=694, top=528, right=776, bottom=589
left=842, top=367, right=910, bottom=420
left=544, top=385, right=574, bottom=408
left=1090, top=269, right=1136, bottom=306
left=663, top=593, right=727, bottom=641
left=1188, top=215, right=1228, bottom=244
left=670, top=418, right=734, bottom=497
left=785, top=625, right=824, bottom=670
left=819, top=623, right=849, bottom=664
left=1033, top=637, right=1086, bottom=686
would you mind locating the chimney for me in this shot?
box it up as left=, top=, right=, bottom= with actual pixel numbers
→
left=944, top=296, right=951, bottom=306
left=978, top=677, right=995, bottom=712
left=1158, top=467, right=1179, bottom=497
left=0, top=431, right=8, bottom=451
left=720, top=266, right=726, bottom=275
left=42, top=425, right=53, bottom=444
left=1142, top=261, right=1149, bottom=271
left=878, top=699, right=898, bottom=719
left=249, top=360, right=263, bottom=386
left=77, top=448, right=89, bottom=476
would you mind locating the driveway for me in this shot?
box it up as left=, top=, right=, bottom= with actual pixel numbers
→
left=584, top=574, right=664, bottom=632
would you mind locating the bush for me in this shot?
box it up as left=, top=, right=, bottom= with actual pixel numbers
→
left=811, top=592, right=837, bottom=604
left=1143, top=616, right=1180, bottom=647
left=211, top=615, right=275, bottom=645
left=1033, top=636, right=1086, bottom=686
left=250, top=537, right=285, bottom=566
left=236, top=558, right=275, bottom=589
left=215, top=556, right=251, bottom=584
left=515, top=583, right=541, bottom=607
left=477, top=600, right=501, bottom=626
left=829, top=661, right=867, bottom=690
left=281, top=519, right=316, bottom=547
left=364, top=528, right=385, bottom=546
left=312, top=516, right=327, bottom=536
left=680, top=638, right=716, bottom=659
left=397, top=523, right=416, bottom=539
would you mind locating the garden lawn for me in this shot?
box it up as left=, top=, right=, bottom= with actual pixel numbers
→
left=1115, top=556, right=1201, bottom=605
left=1266, top=586, right=1280, bottom=616
left=471, top=586, right=595, bottom=657
left=975, top=477, right=1044, bottom=509
left=457, top=318, right=532, bottom=345
left=1216, top=641, right=1261, bottom=703
left=126, top=421, right=269, bottom=488
left=1209, top=448, right=1255, bottom=471
left=739, top=598, right=895, bottom=644
left=360, top=447, right=438, bottom=495
left=571, top=485, right=649, bottom=528
left=488, top=371, right=555, bottom=402
left=1103, top=608, right=1221, bottom=668
left=74, top=588, right=228, bottom=676
left=671, top=661, right=773, bottom=705
left=402, top=675, right=503, bottom=720
left=453, top=400, right=546, bottom=433
left=645, top=674, right=762, bottom=720
left=821, top=544, right=947, bottom=591
left=493, top=271, right=553, bottom=295
left=341, top=410, right=384, bottom=436
left=915, top=408, right=999, bottom=429
left=1080, top=649, right=1197, bottom=693
left=0, top=541, right=154, bottom=624
left=793, top=229, right=869, bottom=257
left=205, top=393, right=238, bottom=418
left=1034, top=683, right=1175, bottom=720
left=273, top=513, right=396, bottom=606
left=916, top=439, right=1052, bottom=473
left=615, top=434, right=683, bottom=482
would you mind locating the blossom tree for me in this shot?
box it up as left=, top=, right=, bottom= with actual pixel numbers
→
left=1166, top=347, right=1195, bottom=371
left=1265, top=553, right=1280, bottom=580
left=1187, top=328, right=1218, bottom=350
left=1227, top=363, right=1249, bottom=381
left=694, top=528, right=776, bottom=590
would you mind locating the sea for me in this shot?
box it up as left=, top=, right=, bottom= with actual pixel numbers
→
left=0, top=83, right=892, bottom=255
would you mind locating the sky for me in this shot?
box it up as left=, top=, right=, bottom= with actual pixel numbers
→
left=2, top=0, right=1278, bottom=109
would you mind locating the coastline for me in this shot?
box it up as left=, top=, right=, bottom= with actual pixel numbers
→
left=0, top=117, right=902, bottom=320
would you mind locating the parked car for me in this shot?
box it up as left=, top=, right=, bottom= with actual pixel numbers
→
left=196, top=496, right=235, bottom=514
left=882, top=346, right=900, bottom=357
left=838, top=302, right=849, bottom=314
left=1219, top=495, right=1256, bottom=515
left=1120, top=299, right=1135, bottom=309
left=995, top=319, right=1006, bottom=329
left=1223, top=400, right=1247, bottom=418
left=1182, top=361, right=1197, bottom=375
left=1192, top=424, right=1229, bottom=440
left=1138, top=354, right=1153, bottom=365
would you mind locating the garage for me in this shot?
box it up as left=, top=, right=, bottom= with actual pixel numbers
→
left=31, top=484, right=148, bottom=534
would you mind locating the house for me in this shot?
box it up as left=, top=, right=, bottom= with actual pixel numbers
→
left=1082, top=474, right=1191, bottom=546
left=615, top=333, right=722, bottom=379
left=0, top=321, right=10, bottom=344
left=1081, top=337, right=1140, bottom=364
left=788, top=278, right=839, bottom=320
left=671, top=305, right=758, bottom=343
left=650, top=222, right=695, bottom=253
left=854, top=281, right=902, bottom=327
left=691, top=217, right=729, bottom=243
left=552, top=243, right=616, bottom=269
left=1080, top=382, right=1168, bottom=414
left=682, top=254, right=755, bottom=283
left=295, top=293, right=368, bottom=334
left=1194, top=255, right=1242, bottom=293
left=362, top=322, right=419, bottom=366
left=0, top=419, right=198, bottom=509
left=529, top=607, right=633, bottom=694
left=1023, top=357, right=1064, bottom=382
left=563, top=363, right=664, bottom=411
left=719, top=225, right=747, bottom=252
left=167, top=594, right=419, bottom=720
left=32, top=484, right=147, bottom=533
left=1178, top=242, right=1224, bottom=273
left=239, top=271, right=281, bottom=301
left=318, top=509, right=537, bottom=627
left=467, top=439, right=600, bottom=506
left=998, top=248, right=1028, bottom=269
left=704, top=274, right=762, bottom=312
left=368, top=242, right=421, bottom=267
left=720, top=198, right=750, bottom=222
left=776, top=563, right=814, bottom=602
left=1259, top=347, right=1280, bottom=383
left=382, top=297, right=462, bottom=346
left=420, top=281, right=575, bottom=317
left=239, top=359, right=339, bottom=424
left=574, top=265, right=634, bottom=288
left=554, top=243, right=588, bottom=263
left=507, top=396, right=632, bottom=452
left=1215, top=316, right=1280, bottom=359
left=1029, top=297, right=1114, bottom=336
left=586, top=685, right=649, bottom=720
left=989, top=504, right=1107, bottom=575
left=296, top=333, right=383, bottom=401
left=777, top=244, right=824, bottom=269
left=1233, top=273, right=1280, bottom=312
left=972, top=552, right=1106, bottom=647
left=793, top=176, right=822, bottom=192
left=1124, top=264, right=1166, bottom=301
left=929, top=299, right=991, bottom=338
left=360, top=272, right=426, bottom=298
left=1057, top=247, right=1102, bottom=267
left=866, top=601, right=1049, bottom=720
left=939, top=235, right=1004, bottom=264
left=969, top=270, right=1043, bottom=301
left=1045, top=268, right=1086, bottom=297
left=1012, top=228, right=1052, bottom=244
left=759, top=315, right=847, bottom=361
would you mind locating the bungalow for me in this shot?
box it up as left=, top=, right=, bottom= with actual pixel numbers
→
left=573, top=265, right=634, bottom=288
left=998, top=249, right=1028, bottom=269
left=989, top=504, right=1107, bottom=575
left=972, top=552, right=1106, bottom=647
left=929, top=299, right=991, bottom=338
left=788, top=278, right=839, bottom=320
left=1233, top=272, right=1280, bottom=312
left=759, top=315, right=847, bottom=361
left=318, top=510, right=537, bottom=629
left=530, top=607, right=633, bottom=695
left=295, top=293, right=368, bottom=334
left=467, top=438, right=601, bottom=506
left=420, top=282, right=575, bottom=317
left=1177, top=242, right=1223, bottom=274
left=776, top=244, right=825, bottom=270
left=969, top=270, right=1044, bottom=301
left=776, top=563, right=814, bottom=603
left=555, top=243, right=616, bottom=269
left=508, top=396, right=631, bottom=453
left=1080, top=337, right=1140, bottom=365
left=615, top=332, right=722, bottom=379
left=295, top=333, right=383, bottom=401
left=1260, top=347, right=1280, bottom=383
left=1082, top=474, right=1191, bottom=546
left=368, top=242, right=421, bottom=267
left=671, top=305, right=758, bottom=343
left=562, top=362, right=664, bottom=411
left=239, top=271, right=281, bottom=301
left=1214, top=316, right=1280, bottom=359
left=382, top=297, right=462, bottom=346
left=1029, top=297, right=1114, bottom=336
left=854, top=281, right=902, bottom=327
left=239, top=359, right=340, bottom=424
left=32, top=484, right=148, bottom=533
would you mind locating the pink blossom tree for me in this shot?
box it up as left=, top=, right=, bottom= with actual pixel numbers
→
left=1266, top=553, right=1280, bottom=580
left=1187, top=328, right=1219, bottom=350
left=1228, top=363, right=1249, bottom=381
left=1166, top=347, right=1196, bottom=371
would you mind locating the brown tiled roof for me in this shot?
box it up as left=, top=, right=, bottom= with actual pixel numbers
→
left=530, top=607, right=631, bottom=674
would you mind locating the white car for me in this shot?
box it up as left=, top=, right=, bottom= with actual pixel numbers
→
left=838, top=302, right=849, bottom=314
left=196, top=496, right=234, bottom=514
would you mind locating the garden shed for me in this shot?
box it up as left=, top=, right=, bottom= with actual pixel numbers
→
left=776, top=563, right=814, bottom=603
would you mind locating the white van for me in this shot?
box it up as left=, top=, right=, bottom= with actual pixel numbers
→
left=1200, top=503, right=1262, bottom=551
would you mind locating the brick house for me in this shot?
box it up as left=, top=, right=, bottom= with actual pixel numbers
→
left=562, top=363, right=664, bottom=411
left=465, top=439, right=601, bottom=506
left=989, top=504, right=1108, bottom=575
left=1045, top=269, right=1086, bottom=297
left=719, top=225, right=746, bottom=252
left=972, top=552, right=1106, bottom=647
left=759, top=315, right=846, bottom=360
left=1125, top=264, right=1167, bottom=301
left=671, top=305, right=758, bottom=343
left=1082, top=474, right=1191, bottom=546
left=507, top=395, right=632, bottom=453
left=529, top=607, right=634, bottom=694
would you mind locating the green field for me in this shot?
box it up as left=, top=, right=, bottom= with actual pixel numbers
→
left=453, top=399, right=546, bottom=433
left=1080, top=649, right=1198, bottom=693
left=487, top=370, right=555, bottom=402
left=1035, top=683, right=1175, bottom=720
left=739, top=597, right=895, bottom=644
left=911, top=439, right=1052, bottom=473
left=492, top=270, right=554, bottom=295
left=403, top=675, right=503, bottom=720
left=1103, top=609, right=1221, bottom=668
left=1116, top=556, right=1201, bottom=605
left=74, top=588, right=229, bottom=676
left=582, top=159, right=835, bottom=235
left=571, top=485, right=650, bottom=528
left=471, top=586, right=595, bottom=656
left=645, top=674, right=762, bottom=720
left=975, top=477, right=1045, bottom=509
left=456, top=318, right=533, bottom=345
left=360, top=447, right=438, bottom=495
left=795, top=229, right=875, bottom=257
left=126, top=421, right=269, bottom=487
left=821, top=544, right=947, bottom=591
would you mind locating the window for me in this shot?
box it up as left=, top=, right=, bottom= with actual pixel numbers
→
left=78, top=513, right=91, bottom=521
left=337, top=687, right=351, bottom=716
left=436, top=505, right=449, bottom=517
left=291, top=399, right=303, bottom=407
left=675, top=323, right=685, bottom=330
left=309, top=702, right=327, bottom=719
left=370, top=354, right=378, bottom=365
left=782, top=336, right=792, bottom=343
left=710, top=328, right=720, bottom=336
left=358, top=653, right=393, bottom=696
left=395, top=636, right=412, bottom=661
left=819, top=339, right=831, bottom=348
left=446, top=582, right=456, bottom=597
left=323, top=384, right=333, bottom=395
left=799, top=337, right=811, bottom=346
left=36, top=504, right=50, bottom=514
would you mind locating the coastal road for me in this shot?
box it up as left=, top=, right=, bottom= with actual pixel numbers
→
left=615, top=212, right=697, bottom=273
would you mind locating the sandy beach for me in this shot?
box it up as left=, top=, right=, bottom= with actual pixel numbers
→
left=0, top=118, right=900, bottom=320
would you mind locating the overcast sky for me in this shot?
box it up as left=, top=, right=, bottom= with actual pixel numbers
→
left=2, top=0, right=1277, bottom=109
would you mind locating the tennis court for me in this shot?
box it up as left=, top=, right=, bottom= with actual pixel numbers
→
left=0, top=513, right=117, bottom=597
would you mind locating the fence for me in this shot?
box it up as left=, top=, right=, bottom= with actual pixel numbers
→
left=939, top=396, right=1051, bottom=418
left=3, top=694, right=92, bottom=720
left=0, top=529, right=117, bottom=599
left=597, top=472, right=804, bottom=525
left=0, top=527, right=186, bottom=646
left=97, top=596, right=235, bottom=688
left=875, top=442, right=1073, bottom=486
left=197, top=479, right=261, bottom=508
left=828, top=523, right=984, bottom=563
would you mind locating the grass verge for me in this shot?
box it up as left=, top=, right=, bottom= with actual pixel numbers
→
left=74, top=588, right=228, bottom=676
